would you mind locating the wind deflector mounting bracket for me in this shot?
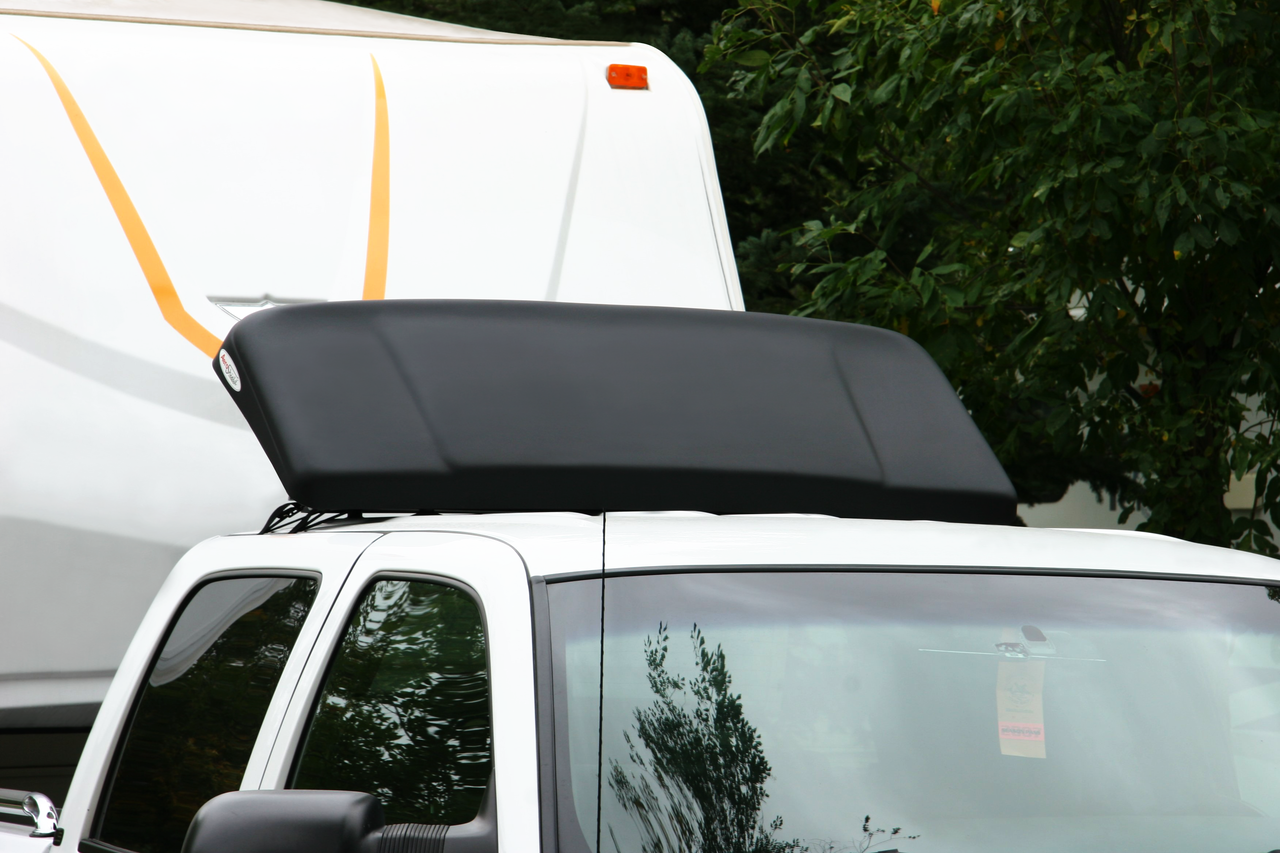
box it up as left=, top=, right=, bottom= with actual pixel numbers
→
left=214, top=300, right=1017, bottom=524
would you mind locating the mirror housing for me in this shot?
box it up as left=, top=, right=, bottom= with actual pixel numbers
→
left=182, top=782, right=496, bottom=853
left=180, top=790, right=383, bottom=853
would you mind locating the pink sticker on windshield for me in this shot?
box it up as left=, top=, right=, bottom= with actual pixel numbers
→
left=998, top=722, right=1045, bottom=741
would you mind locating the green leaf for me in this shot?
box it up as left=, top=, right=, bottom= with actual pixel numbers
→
left=1047, top=405, right=1072, bottom=435
left=1173, top=178, right=1189, bottom=206
left=813, top=96, right=834, bottom=128
left=1189, top=223, right=1213, bottom=248
left=1051, top=105, right=1081, bottom=135
left=1219, top=217, right=1240, bottom=245
left=1179, top=116, right=1207, bottom=136
left=871, top=74, right=901, bottom=105
left=1010, top=231, right=1033, bottom=248
left=796, top=66, right=814, bottom=94
left=1155, top=194, right=1172, bottom=230
left=831, top=82, right=852, bottom=103
left=734, top=50, right=772, bottom=68
left=1174, top=230, right=1196, bottom=256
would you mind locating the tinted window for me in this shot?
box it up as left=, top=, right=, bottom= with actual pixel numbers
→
left=551, top=572, right=1280, bottom=853
left=97, top=576, right=318, bottom=853
left=291, top=579, right=491, bottom=825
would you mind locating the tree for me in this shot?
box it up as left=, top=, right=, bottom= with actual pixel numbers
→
left=707, top=0, right=1280, bottom=550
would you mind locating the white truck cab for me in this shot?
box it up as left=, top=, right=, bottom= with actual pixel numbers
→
left=4, top=300, right=1280, bottom=853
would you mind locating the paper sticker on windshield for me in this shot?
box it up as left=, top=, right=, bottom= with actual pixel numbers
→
left=998, top=721, right=1044, bottom=741
left=218, top=349, right=242, bottom=392
left=997, top=631, right=1045, bottom=759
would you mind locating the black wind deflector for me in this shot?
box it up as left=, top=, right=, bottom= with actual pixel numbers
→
left=214, top=300, right=1017, bottom=524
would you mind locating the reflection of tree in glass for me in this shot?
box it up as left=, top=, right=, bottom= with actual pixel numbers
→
left=808, top=818, right=919, bottom=853
left=608, top=623, right=803, bottom=853
left=292, top=580, right=490, bottom=825
left=99, top=578, right=318, bottom=853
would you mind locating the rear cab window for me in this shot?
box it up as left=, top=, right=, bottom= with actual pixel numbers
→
left=90, top=575, right=318, bottom=853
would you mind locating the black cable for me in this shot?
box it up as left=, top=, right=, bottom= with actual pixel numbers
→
left=259, top=501, right=308, bottom=534
left=257, top=501, right=344, bottom=534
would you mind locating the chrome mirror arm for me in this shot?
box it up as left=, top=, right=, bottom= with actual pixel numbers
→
left=24, top=791, right=59, bottom=839
left=0, top=788, right=61, bottom=840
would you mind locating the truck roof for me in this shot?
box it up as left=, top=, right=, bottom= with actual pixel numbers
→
left=211, top=510, right=1280, bottom=582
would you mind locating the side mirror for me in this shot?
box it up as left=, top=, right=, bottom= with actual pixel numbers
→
left=180, top=790, right=382, bottom=853
left=182, top=782, right=496, bottom=853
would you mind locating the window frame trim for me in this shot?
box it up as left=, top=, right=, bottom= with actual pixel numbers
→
left=545, top=563, right=1278, bottom=587
left=530, top=577, right=557, bottom=853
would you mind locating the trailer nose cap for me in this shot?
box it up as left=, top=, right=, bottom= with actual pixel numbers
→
left=607, top=64, right=648, bottom=89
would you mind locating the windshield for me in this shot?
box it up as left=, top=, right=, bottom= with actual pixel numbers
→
left=546, top=571, right=1280, bottom=853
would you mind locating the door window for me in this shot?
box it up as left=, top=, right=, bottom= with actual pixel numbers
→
left=291, top=578, right=491, bottom=825
left=95, top=575, right=318, bottom=853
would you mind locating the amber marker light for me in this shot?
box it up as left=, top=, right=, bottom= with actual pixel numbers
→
left=606, top=64, right=648, bottom=90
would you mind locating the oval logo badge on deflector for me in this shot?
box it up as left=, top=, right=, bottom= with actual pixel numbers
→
left=218, top=349, right=242, bottom=392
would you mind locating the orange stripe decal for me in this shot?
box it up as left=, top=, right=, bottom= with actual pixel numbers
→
left=17, top=38, right=222, bottom=358
left=362, top=54, right=390, bottom=300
